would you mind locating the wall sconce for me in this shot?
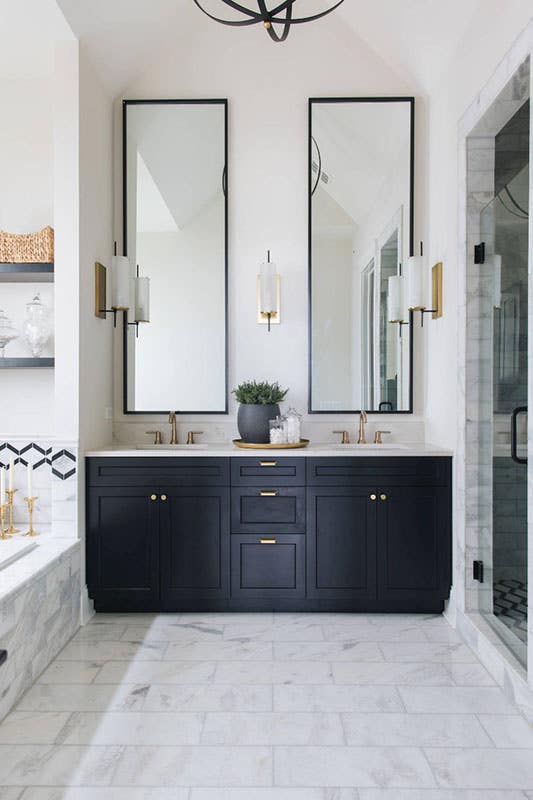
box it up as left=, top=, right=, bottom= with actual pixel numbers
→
left=405, top=242, right=443, bottom=325
left=94, top=243, right=132, bottom=327
left=127, top=265, right=151, bottom=338
left=258, top=250, right=280, bottom=332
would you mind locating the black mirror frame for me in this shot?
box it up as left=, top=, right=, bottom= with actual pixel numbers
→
left=122, top=98, right=229, bottom=415
left=308, top=96, right=415, bottom=415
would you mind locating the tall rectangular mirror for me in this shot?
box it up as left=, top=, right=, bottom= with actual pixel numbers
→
left=123, top=99, right=228, bottom=413
left=309, top=97, right=414, bottom=413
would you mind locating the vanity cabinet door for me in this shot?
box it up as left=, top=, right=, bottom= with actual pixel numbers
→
left=160, top=487, right=230, bottom=608
left=307, top=487, right=377, bottom=601
left=376, top=485, right=451, bottom=607
left=87, top=487, right=160, bottom=611
left=231, top=535, right=305, bottom=600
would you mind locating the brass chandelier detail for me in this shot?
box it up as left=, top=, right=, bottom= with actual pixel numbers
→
left=192, top=0, right=345, bottom=43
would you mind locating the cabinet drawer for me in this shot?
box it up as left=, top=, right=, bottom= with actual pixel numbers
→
left=231, top=457, right=305, bottom=487
left=87, top=457, right=230, bottom=487
left=231, top=487, right=305, bottom=534
left=307, top=457, right=451, bottom=487
left=231, top=534, right=305, bottom=599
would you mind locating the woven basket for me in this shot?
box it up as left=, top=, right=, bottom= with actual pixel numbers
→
left=0, top=226, right=54, bottom=263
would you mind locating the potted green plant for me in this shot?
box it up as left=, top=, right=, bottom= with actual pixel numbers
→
left=233, top=380, right=289, bottom=443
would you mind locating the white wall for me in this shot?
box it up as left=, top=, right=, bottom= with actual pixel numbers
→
left=425, top=2, right=533, bottom=450
left=113, top=18, right=430, bottom=444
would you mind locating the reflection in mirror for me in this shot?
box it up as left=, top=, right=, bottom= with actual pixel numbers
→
left=309, top=98, right=414, bottom=413
left=123, top=100, right=227, bottom=413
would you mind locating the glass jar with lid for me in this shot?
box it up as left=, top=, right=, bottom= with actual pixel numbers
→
left=22, top=293, right=51, bottom=357
left=285, top=407, right=302, bottom=444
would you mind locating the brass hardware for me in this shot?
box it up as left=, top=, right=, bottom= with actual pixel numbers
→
left=150, top=494, right=158, bottom=501
left=187, top=431, right=204, bottom=445
left=357, top=410, right=368, bottom=444
left=380, top=494, right=387, bottom=501
left=260, top=538, right=277, bottom=544
left=334, top=430, right=350, bottom=444
left=0, top=503, right=9, bottom=539
left=94, top=262, right=107, bottom=319
left=23, top=496, right=39, bottom=537
left=370, top=494, right=377, bottom=501
left=169, top=411, right=178, bottom=445
left=260, top=490, right=278, bottom=497
left=146, top=430, right=162, bottom=445
left=161, top=494, right=167, bottom=501
left=5, top=489, right=19, bottom=534
left=260, top=460, right=277, bottom=467
left=257, top=274, right=281, bottom=325
left=374, top=430, right=391, bottom=445
left=432, top=261, right=443, bottom=319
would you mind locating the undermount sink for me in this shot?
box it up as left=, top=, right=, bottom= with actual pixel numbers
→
left=136, top=444, right=209, bottom=450
left=332, top=443, right=408, bottom=451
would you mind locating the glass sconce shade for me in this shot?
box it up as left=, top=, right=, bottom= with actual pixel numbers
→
left=22, top=293, right=51, bottom=357
left=135, top=276, right=150, bottom=322
left=406, top=254, right=424, bottom=310
left=112, top=255, right=131, bottom=309
left=388, top=275, right=404, bottom=322
left=0, top=309, right=18, bottom=357
left=259, top=260, right=278, bottom=314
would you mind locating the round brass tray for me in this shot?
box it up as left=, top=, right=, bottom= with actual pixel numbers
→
left=232, top=439, right=310, bottom=450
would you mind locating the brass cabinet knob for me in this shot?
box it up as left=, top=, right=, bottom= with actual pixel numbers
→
left=161, top=494, right=167, bottom=501
left=150, top=494, right=158, bottom=501
left=370, top=494, right=377, bottom=501
left=380, top=494, right=387, bottom=501
left=260, top=490, right=278, bottom=497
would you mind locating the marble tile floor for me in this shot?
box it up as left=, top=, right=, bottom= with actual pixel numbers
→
left=0, top=612, right=533, bottom=798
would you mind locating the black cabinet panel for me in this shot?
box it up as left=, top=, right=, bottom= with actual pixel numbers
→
left=307, top=488, right=377, bottom=600
left=160, top=487, right=229, bottom=606
left=87, top=487, right=159, bottom=610
left=231, top=487, right=305, bottom=534
left=377, top=486, right=451, bottom=600
left=88, top=457, right=229, bottom=487
left=231, top=457, right=305, bottom=487
left=231, top=535, right=305, bottom=599
left=307, top=457, right=451, bottom=487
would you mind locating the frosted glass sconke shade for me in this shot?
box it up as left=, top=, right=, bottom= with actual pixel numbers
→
left=258, top=250, right=280, bottom=330
left=387, top=275, right=404, bottom=323
left=135, top=276, right=150, bottom=323
left=112, top=255, right=131, bottom=310
left=406, top=254, right=424, bottom=310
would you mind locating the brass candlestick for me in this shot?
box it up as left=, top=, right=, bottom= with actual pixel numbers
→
left=5, top=489, right=19, bottom=534
left=23, top=497, right=39, bottom=537
left=0, top=503, right=9, bottom=539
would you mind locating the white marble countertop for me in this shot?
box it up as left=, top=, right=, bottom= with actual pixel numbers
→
left=86, top=442, right=453, bottom=458
left=0, top=532, right=80, bottom=603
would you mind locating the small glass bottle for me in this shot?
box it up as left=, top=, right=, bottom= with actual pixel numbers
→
left=285, top=407, right=302, bottom=444
left=269, top=417, right=284, bottom=445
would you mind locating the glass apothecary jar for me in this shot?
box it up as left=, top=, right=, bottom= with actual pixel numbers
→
left=22, top=293, right=51, bottom=357
left=285, top=407, right=302, bottom=444
left=0, top=310, right=18, bottom=357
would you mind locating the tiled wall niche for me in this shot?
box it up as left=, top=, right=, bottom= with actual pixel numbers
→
left=0, top=439, right=77, bottom=535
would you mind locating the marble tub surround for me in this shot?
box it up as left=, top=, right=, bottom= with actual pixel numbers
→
left=0, top=611, right=532, bottom=794
left=0, top=540, right=81, bottom=722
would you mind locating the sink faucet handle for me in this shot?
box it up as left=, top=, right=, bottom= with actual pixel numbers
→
left=374, top=430, right=391, bottom=445
left=333, top=430, right=350, bottom=444
left=146, top=430, right=162, bottom=445
left=187, top=431, right=204, bottom=445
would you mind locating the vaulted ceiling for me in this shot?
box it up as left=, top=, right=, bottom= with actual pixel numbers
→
left=54, top=0, right=484, bottom=95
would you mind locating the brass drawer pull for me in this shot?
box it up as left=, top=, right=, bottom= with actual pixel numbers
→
left=161, top=494, right=168, bottom=501
left=370, top=494, right=377, bottom=501
left=260, top=491, right=278, bottom=497
left=380, top=494, right=387, bottom=501
left=259, top=461, right=277, bottom=467
left=260, top=538, right=277, bottom=544
left=150, top=494, right=158, bottom=501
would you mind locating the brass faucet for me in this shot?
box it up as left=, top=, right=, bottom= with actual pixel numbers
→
left=357, top=410, right=367, bottom=444
left=169, top=411, right=178, bottom=444
left=333, top=430, right=350, bottom=444
left=187, top=431, right=204, bottom=445
left=146, top=430, right=162, bottom=445
left=374, top=430, right=391, bottom=445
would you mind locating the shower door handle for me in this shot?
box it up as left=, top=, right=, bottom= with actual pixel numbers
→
left=511, top=406, right=527, bottom=464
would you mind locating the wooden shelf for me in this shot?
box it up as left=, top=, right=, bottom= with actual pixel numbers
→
left=0, top=263, right=54, bottom=283
left=0, top=358, right=54, bottom=368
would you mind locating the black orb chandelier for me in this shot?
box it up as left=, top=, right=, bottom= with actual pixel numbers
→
left=192, top=0, right=345, bottom=43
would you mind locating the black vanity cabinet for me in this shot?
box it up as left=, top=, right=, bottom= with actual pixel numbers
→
left=86, top=454, right=452, bottom=612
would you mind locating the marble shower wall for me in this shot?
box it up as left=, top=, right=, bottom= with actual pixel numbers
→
left=0, top=439, right=77, bottom=534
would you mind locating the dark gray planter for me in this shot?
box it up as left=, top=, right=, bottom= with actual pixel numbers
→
left=237, top=403, right=280, bottom=443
